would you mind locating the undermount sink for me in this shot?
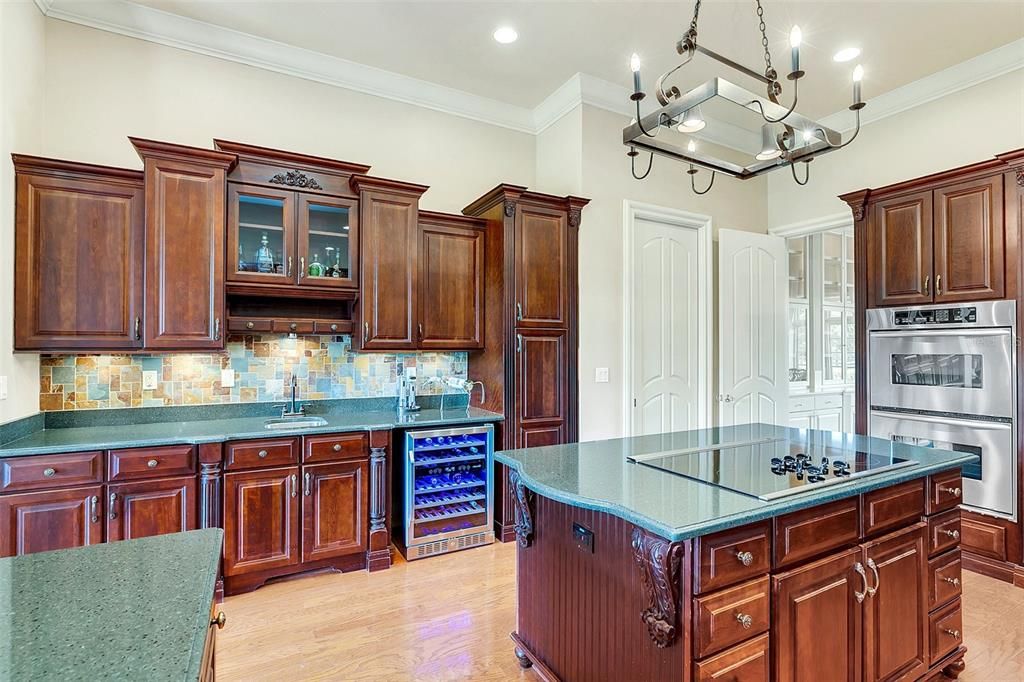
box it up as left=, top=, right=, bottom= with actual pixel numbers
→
left=263, top=416, right=328, bottom=430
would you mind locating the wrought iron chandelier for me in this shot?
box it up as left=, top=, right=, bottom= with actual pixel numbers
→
left=624, top=0, right=866, bottom=192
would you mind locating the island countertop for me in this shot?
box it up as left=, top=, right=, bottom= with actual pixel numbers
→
left=495, top=423, right=977, bottom=542
left=0, top=528, right=223, bottom=681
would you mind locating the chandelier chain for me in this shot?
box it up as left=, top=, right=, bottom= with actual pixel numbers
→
left=688, top=0, right=702, bottom=40
left=755, top=0, right=776, bottom=80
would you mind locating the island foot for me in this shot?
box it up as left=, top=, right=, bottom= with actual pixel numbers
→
left=941, top=658, right=966, bottom=679
left=514, top=647, right=533, bottom=669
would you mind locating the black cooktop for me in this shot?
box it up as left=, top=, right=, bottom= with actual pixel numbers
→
left=628, top=438, right=916, bottom=501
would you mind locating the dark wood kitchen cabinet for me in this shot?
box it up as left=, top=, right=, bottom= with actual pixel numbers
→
left=515, top=202, right=570, bottom=328
left=106, top=476, right=197, bottom=542
left=418, top=211, right=486, bottom=350
left=515, top=328, right=568, bottom=448
left=131, top=137, right=237, bottom=350
left=933, top=174, right=1004, bottom=303
left=867, top=190, right=934, bottom=307
left=13, top=156, right=145, bottom=351
left=301, top=460, right=368, bottom=562
left=222, top=466, right=301, bottom=576
left=352, top=176, right=428, bottom=350
left=0, top=486, right=103, bottom=557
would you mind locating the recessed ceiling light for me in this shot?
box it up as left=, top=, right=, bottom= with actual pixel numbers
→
left=493, top=27, right=518, bottom=44
left=833, top=47, right=861, bottom=63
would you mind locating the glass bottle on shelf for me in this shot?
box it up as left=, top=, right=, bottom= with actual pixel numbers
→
left=308, top=252, right=324, bottom=277
left=255, top=233, right=275, bottom=273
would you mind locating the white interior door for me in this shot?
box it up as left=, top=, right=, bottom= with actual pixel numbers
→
left=631, top=216, right=701, bottom=435
left=718, top=229, right=788, bottom=426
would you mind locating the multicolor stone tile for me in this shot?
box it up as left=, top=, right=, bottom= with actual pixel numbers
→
left=39, top=334, right=467, bottom=412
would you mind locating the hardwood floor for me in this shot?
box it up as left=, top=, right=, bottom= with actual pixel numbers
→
left=217, top=542, right=1024, bottom=681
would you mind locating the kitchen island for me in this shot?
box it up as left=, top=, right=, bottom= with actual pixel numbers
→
left=496, top=424, right=976, bottom=682
left=0, top=529, right=223, bottom=681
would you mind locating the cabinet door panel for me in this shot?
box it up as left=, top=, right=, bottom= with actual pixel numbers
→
left=298, top=194, right=358, bottom=289
left=223, top=467, right=300, bottom=576
left=773, top=546, right=862, bottom=682
left=358, top=190, right=418, bottom=349
left=863, top=523, right=928, bottom=682
left=301, top=461, right=368, bottom=562
left=419, top=221, right=484, bottom=349
left=107, top=476, right=197, bottom=542
left=515, top=204, right=568, bottom=327
left=515, top=330, right=567, bottom=448
left=227, top=184, right=296, bottom=286
left=934, top=175, right=1004, bottom=302
left=14, top=168, right=144, bottom=350
left=142, top=157, right=227, bottom=350
left=868, top=191, right=933, bottom=307
left=518, top=423, right=565, bottom=449
left=0, top=486, right=103, bottom=557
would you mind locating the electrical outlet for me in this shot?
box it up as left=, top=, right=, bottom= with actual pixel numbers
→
left=0, top=375, right=7, bottom=400
left=595, top=367, right=609, bottom=383
left=142, top=371, right=158, bottom=390
left=221, top=369, right=235, bottom=388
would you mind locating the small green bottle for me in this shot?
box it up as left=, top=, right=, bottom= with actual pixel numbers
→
left=308, top=252, right=324, bottom=277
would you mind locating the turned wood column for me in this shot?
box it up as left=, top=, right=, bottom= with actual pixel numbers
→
left=197, top=443, right=223, bottom=530
left=367, top=429, right=392, bottom=571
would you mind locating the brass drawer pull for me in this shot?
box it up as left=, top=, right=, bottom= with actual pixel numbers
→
left=287, top=256, right=293, bottom=277
left=109, top=492, right=118, bottom=520
left=866, top=558, right=879, bottom=597
left=257, top=450, right=269, bottom=459
left=332, top=443, right=342, bottom=452
left=290, top=474, right=297, bottom=497
left=42, top=468, right=56, bottom=478
left=304, top=472, right=312, bottom=497
left=212, top=612, right=226, bottom=629
left=924, top=275, right=931, bottom=296
left=735, top=613, right=753, bottom=630
left=854, top=562, right=868, bottom=604
left=735, top=550, right=754, bottom=567
left=942, top=576, right=961, bottom=587
left=940, top=486, right=962, bottom=498
left=942, top=529, right=960, bottom=540
left=90, top=495, right=99, bottom=523
left=936, top=274, right=943, bottom=296
left=147, top=459, right=158, bottom=468
left=299, top=257, right=306, bottom=279
left=942, top=628, right=960, bottom=640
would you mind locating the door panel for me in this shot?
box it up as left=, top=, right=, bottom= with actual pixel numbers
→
left=298, top=193, right=358, bottom=289
left=358, top=190, right=418, bottom=349
left=107, top=476, right=197, bottom=542
left=227, top=184, right=295, bottom=286
left=14, top=168, right=145, bottom=351
left=515, top=204, right=568, bottom=328
left=934, top=175, right=1004, bottom=303
left=301, top=461, right=368, bottom=562
left=718, top=229, right=788, bottom=426
left=868, top=191, right=933, bottom=307
left=0, top=486, right=103, bottom=557
left=515, top=329, right=568, bottom=448
left=518, top=423, right=565, bottom=448
left=419, top=220, right=484, bottom=349
left=863, top=524, right=929, bottom=682
left=223, top=467, right=300, bottom=576
left=632, top=216, right=700, bottom=435
left=773, top=546, right=862, bottom=682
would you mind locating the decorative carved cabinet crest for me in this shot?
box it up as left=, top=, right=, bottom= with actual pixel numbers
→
left=503, top=200, right=517, bottom=218
left=509, top=470, right=534, bottom=547
left=568, top=208, right=582, bottom=228
left=1016, top=168, right=1024, bottom=188
left=269, top=169, right=324, bottom=190
left=631, top=527, right=683, bottom=648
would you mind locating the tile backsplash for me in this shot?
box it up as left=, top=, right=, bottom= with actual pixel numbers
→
left=39, top=334, right=467, bottom=412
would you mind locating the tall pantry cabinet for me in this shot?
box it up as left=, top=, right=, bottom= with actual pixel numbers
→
left=463, top=185, right=589, bottom=541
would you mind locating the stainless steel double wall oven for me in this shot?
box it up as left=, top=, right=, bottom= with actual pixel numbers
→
left=868, top=300, right=1017, bottom=520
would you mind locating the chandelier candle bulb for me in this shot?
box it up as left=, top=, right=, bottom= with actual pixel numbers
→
left=687, top=139, right=696, bottom=172
left=852, top=64, right=864, bottom=104
left=789, top=25, right=802, bottom=74
left=630, top=53, right=642, bottom=96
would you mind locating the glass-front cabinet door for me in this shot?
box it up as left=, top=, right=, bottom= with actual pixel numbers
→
left=298, top=194, right=358, bottom=289
left=227, top=185, right=295, bottom=285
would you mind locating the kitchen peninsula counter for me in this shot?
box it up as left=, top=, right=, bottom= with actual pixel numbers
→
left=496, top=424, right=975, bottom=682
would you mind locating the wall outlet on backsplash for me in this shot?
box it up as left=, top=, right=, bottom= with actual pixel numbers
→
left=142, top=371, right=158, bottom=390
left=221, top=369, right=235, bottom=388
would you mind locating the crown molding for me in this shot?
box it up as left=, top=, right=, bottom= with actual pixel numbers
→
left=768, top=211, right=852, bottom=238
left=31, top=0, right=52, bottom=16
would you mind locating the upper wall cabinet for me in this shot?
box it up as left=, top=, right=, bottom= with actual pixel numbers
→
left=13, top=156, right=145, bottom=351
left=131, top=137, right=237, bottom=350
left=418, top=211, right=486, bottom=350
left=515, top=202, right=570, bottom=328
left=214, top=140, right=371, bottom=295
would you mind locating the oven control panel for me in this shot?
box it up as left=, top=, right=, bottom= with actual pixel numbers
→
left=893, top=306, right=977, bottom=325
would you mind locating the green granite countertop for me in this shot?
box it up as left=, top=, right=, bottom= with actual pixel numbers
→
left=496, top=423, right=978, bottom=542
left=0, top=529, right=223, bottom=681
left=0, top=406, right=502, bottom=458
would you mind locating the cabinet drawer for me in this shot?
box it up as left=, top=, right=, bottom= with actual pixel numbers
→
left=774, top=497, right=860, bottom=569
left=0, top=451, right=103, bottom=493
left=928, top=598, right=963, bottom=665
left=303, top=432, right=368, bottom=463
left=862, top=478, right=925, bottom=537
left=108, top=445, right=196, bottom=481
left=694, top=577, right=770, bottom=659
left=225, top=437, right=299, bottom=471
left=814, top=394, right=844, bottom=409
left=927, top=470, right=963, bottom=514
left=789, top=396, right=814, bottom=413
left=313, top=321, right=347, bottom=335
left=928, top=508, right=962, bottom=557
left=228, top=318, right=272, bottom=333
left=694, top=521, right=771, bottom=594
left=928, top=549, right=962, bottom=611
left=694, top=633, right=769, bottom=682
left=961, top=515, right=1007, bottom=561
left=273, top=320, right=315, bottom=334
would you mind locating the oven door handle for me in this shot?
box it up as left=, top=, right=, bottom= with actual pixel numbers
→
left=872, top=410, right=1012, bottom=431
left=870, top=328, right=1010, bottom=339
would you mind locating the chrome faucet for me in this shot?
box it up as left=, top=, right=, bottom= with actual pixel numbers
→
left=278, top=376, right=308, bottom=418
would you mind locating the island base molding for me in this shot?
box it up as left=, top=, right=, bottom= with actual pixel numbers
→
left=961, top=550, right=1024, bottom=588
left=224, top=552, right=367, bottom=595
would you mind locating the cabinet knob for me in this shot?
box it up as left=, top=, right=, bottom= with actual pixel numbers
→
left=330, top=324, right=338, bottom=332
left=333, top=443, right=342, bottom=452
left=940, top=486, right=962, bottom=498
left=289, top=323, right=298, bottom=331
left=735, top=550, right=754, bottom=567
left=735, top=613, right=753, bottom=630
left=42, top=468, right=56, bottom=478
left=942, top=576, right=961, bottom=587
left=257, top=449, right=269, bottom=459
left=246, top=321, right=255, bottom=330
left=943, top=529, right=960, bottom=540
left=942, top=628, right=960, bottom=641
left=212, top=612, right=227, bottom=629
left=147, top=459, right=158, bottom=468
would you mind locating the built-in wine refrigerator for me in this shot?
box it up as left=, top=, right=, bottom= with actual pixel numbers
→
left=399, top=424, right=495, bottom=560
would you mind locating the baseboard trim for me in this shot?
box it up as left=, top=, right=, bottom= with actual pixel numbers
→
left=962, top=550, right=1024, bottom=588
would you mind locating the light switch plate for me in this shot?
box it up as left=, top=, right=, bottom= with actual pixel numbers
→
left=595, top=367, right=609, bottom=383
left=0, top=375, right=7, bottom=400
left=221, top=369, right=235, bottom=388
left=142, top=371, right=158, bottom=390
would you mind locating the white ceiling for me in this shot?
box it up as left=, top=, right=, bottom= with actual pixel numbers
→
left=126, top=0, right=1024, bottom=118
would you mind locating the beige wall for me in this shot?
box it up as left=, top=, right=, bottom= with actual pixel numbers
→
left=41, top=20, right=536, bottom=215
left=576, top=105, right=769, bottom=441
left=0, top=2, right=45, bottom=424
left=767, top=70, right=1024, bottom=227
